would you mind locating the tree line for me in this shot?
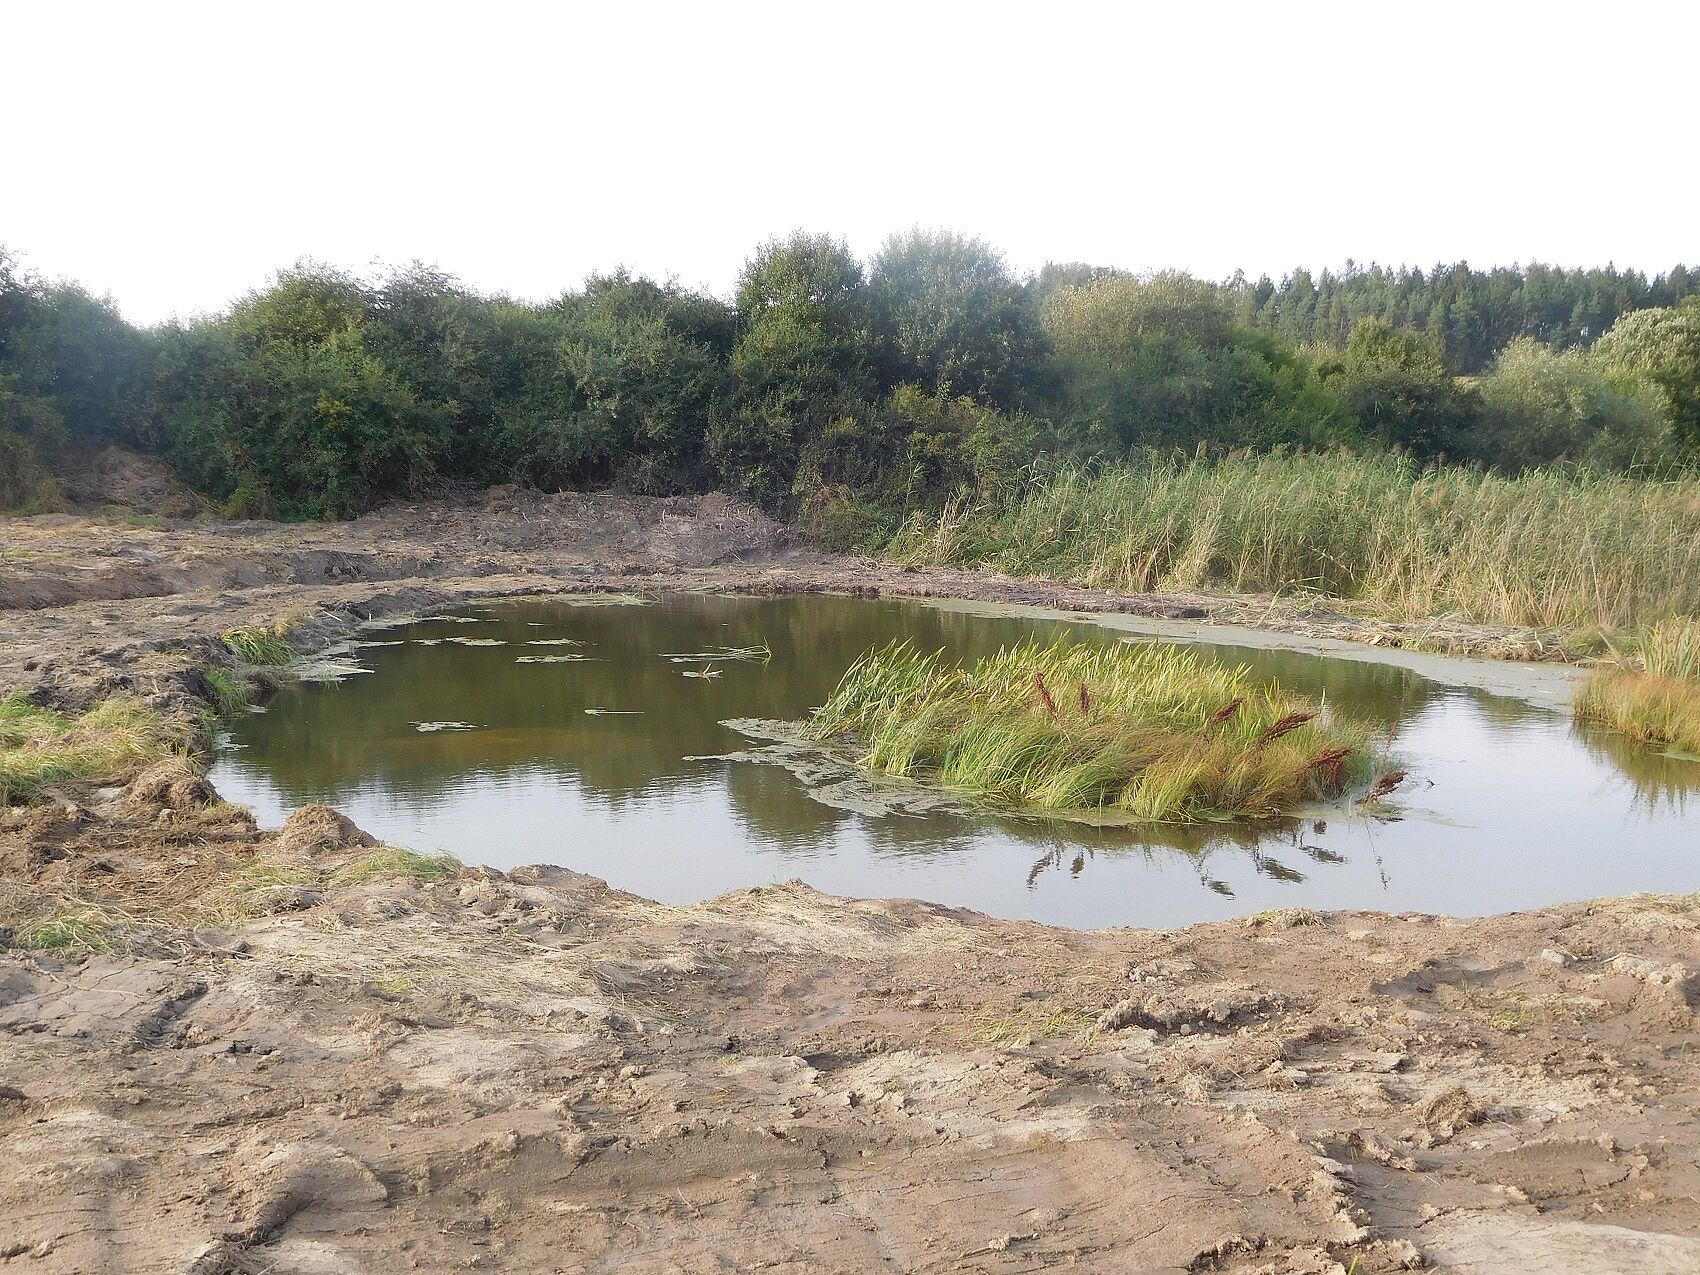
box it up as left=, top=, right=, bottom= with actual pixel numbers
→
left=3, top=236, right=1698, bottom=533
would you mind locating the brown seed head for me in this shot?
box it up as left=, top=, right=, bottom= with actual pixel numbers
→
left=1261, top=711, right=1316, bottom=741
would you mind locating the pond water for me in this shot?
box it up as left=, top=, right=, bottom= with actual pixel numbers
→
left=211, top=593, right=1700, bottom=929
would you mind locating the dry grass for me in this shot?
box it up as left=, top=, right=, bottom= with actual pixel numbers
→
left=332, top=847, right=461, bottom=885
left=807, top=638, right=1369, bottom=822
left=887, top=453, right=1700, bottom=634
left=0, top=693, right=173, bottom=804
left=1575, top=670, right=1700, bottom=756
left=1576, top=617, right=1700, bottom=754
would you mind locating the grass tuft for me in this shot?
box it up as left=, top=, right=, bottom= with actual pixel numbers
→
left=807, top=638, right=1369, bottom=822
left=4, top=910, right=117, bottom=955
left=1642, top=618, right=1700, bottom=683
left=221, top=626, right=295, bottom=666
left=0, top=693, right=171, bottom=805
left=204, top=668, right=249, bottom=719
left=1575, top=670, right=1700, bottom=756
left=1577, top=617, right=1700, bottom=753
left=332, top=847, right=461, bottom=885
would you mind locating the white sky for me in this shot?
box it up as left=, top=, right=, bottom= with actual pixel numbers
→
left=6, top=0, right=1695, bottom=325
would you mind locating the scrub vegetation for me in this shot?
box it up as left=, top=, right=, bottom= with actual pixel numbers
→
left=0, top=692, right=171, bottom=805
left=5, top=238, right=1700, bottom=639
left=807, top=639, right=1369, bottom=822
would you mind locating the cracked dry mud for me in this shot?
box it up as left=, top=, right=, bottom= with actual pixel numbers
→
left=2, top=486, right=1698, bottom=1273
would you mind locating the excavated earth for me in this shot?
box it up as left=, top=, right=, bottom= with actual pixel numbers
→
left=2, top=481, right=1698, bottom=1274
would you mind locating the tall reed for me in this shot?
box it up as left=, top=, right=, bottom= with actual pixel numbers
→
left=807, top=639, right=1368, bottom=822
left=1574, top=616, right=1700, bottom=754
left=886, top=453, right=1700, bottom=633
left=1575, top=673, right=1700, bottom=756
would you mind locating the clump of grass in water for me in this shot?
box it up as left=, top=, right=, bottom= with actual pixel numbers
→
left=1643, top=617, right=1700, bottom=683
left=807, top=639, right=1369, bottom=822
left=1574, top=617, right=1700, bottom=755
left=0, top=694, right=171, bottom=805
left=221, top=625, right=295, bottom=666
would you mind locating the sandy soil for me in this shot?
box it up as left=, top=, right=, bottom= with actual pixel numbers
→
left=2, top=485, right=1697, bottom=1273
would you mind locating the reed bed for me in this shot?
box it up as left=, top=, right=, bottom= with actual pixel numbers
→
left=0, top=693, right=171, bottom=804
left=1575, top=618, right=1700, bottom=755
left=1575, top=672, right=1700, bottom=756
left=807, top=639, right=1369, bottom=822
left=886, top=453, right=1700, bottom=633
left=1642, top=618, right=1700, bottom=683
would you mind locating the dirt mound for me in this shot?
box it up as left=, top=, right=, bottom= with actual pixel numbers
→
left=359, top=486, right=786, bottom=565
left=54, top=446, right=203, bottom=517
left=274, top=804, right=378, bottom=858
left=122, top=759, right=217, bottom=814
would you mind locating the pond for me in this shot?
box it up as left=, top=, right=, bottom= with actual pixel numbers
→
left=210, top=593, right=1700, bottom=929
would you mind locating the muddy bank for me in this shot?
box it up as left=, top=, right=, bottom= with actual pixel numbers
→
left=2, top=485, right=1567, bottom=679
left=4, top=794, right=1698, bottom=1274
left=2, top=488, right=1696, bottom=1273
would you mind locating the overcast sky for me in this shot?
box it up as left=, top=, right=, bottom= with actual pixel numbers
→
left=7, top=0, right=1695, bottom=324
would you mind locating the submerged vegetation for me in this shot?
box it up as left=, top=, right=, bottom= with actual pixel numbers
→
left=888, top=452, right=1700, bottom=633
left=807, top=639, right=1369, bottom=822
left=0, top=693, right=171, bottom=804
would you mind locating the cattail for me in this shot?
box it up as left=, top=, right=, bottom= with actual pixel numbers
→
left=1261, top=711, right=1316, bottom=741
left=1365, top=770, right=1406, bottom=802
left=1308, top=746, right=1351, bottom=789
left=1077, top=682, right=1090, bottom=715
left=1208, top=697, right=1244, bottom=724
left=1033, top=672, right=1059, bottom=720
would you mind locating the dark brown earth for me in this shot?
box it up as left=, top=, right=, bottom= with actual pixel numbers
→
left=2, top=483, right=1696, bottom=1273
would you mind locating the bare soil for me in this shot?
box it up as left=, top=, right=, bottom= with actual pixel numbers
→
left=2, top=485, right=1696, bottom=1274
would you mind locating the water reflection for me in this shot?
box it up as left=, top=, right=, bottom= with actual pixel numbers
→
left=211, top=594, right=1700, bottom=928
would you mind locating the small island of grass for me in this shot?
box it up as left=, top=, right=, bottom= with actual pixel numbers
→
left=806, top=639, right=1371, bottom=823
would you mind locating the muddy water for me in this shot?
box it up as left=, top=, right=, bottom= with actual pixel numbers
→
left=211, top=594, right=1700, bottom=928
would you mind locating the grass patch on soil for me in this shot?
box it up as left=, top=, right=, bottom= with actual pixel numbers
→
left=203, top=668, right=249, bottom=720
left=2, top=910, right=117, bottom=955
left=0, top=693, right=172, bottom=804
left=332, top=847, right=461, bottom=885
left=221, top=625, right=295, bottom=666
left=887, top=453, right=1700, bottom=635
left=807, top=638, right=1369, bottom=822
